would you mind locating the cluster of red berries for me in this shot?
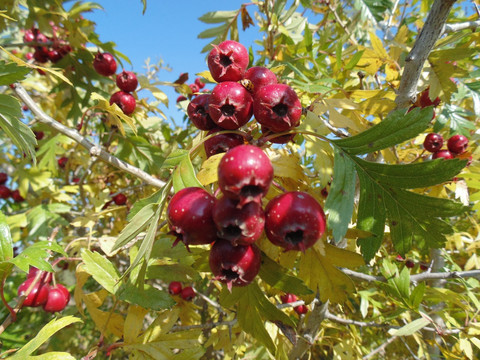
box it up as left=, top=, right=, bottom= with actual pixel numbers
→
left=168, top=281, right=196, bottom=301
left=92, top=53, right=138, bottom=115
left=186, top=40, right=302, bottom=158
left=423, top=133, right=469, bottom=160
left=177, top=77, right=207, bottom=103
left=0, top=172, right=25, bottom=203
left=23, top=25, right=72, bottom=66
left=280, top=293, right=308, bottom=315
left=167, top=144, right=327, bottom=290
left=17, top=267, right=70, bottom=313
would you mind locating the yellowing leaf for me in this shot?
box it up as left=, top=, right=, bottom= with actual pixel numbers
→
left=91, top=92, right=137, bottom=136
left=356, top=48, right=383, bottom=75
left=196, top=70, right=216, bottom=83
left=324, top=244, right=364, bottom=269
left=141, top=308, right=181, bottom=343
left=370, top=32, right=388, bottom=59
left=197, top=153, right=224, bottom=186
left=85, top=303, right=125, bottom=338
left=124, top=305, right=149, bottom=344
left=269, top=150, right=307, bottom=182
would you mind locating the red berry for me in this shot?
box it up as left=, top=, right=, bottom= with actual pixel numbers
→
left=187, top=94, right=216, bottom=130
left=34, top=130, right=45, bottom=141
left=208, top=82, right=253, bottom=130
left=447, top=134, right=469, bottom=155
left=418, top=88, right=441, bottom=108
left=93, top=52, right=117, bottom=76
left=212, top=196, right=265, bottom=246
left=58, top=157, right=68, bottom=168
left=423, top=133, right=444, bottom=153
left=195, top=77, right=205, bottom=89
left=168, top=281, right=182, bottom=295
left=33, top=47, right=49, bottom=63
left=395, top=255, right=404, bottom=262
left=25, top=52, right=33, bottom=60
left=280, top=293, right=297, bottom=304
left=112, top=193, right=127, bottom=206
left=204, top=127, right=245, bottom=158
left=177, top=95, right=187, bottom=103
left=48, top=49, right=63, bottom=63
left=253, top=84, right=302, bottom=133
left=27, top=266, right=53, bottom=284
left=23, top=29, right=35, bottom=43
left=405, top=259, right=415, bottom=269
left=265, top=191, right=326, bottom=252
left=43, top=284, right=70, bottom=312
left=419, top=262, right=429, bottom=271
left=217, top=145, right=273, bottom=207
left=209, top=239, right=261, bottom=290
left=116, top=70, right=138, bottom=93
left=0, top=185, right=11, bottom=199
left=17, top=278, right=49, bottom=307
left=244, top=66, right=277, bottom=94
left=72, top=177, right=80, bottom=183
left=207, top=40, right=249, bottom=82
left=11, top=190, right=24, bottom=203
left=167, top=187, right=217, bottom=247
left=180, top=286, right=196, bottom=301
left=110, top=91, right=136, bottom=115
left=432, top=150, right=454, bottom=160
left=0, top=172, right=7, bottom=185
left=189, top=83, right=200, bottom=94
left=294, top=304, right=308, bottom=315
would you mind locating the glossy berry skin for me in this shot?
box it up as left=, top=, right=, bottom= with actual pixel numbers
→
left=217, top=145, right=273, bottom=207
left=112, top=193, right=127, bottom=206
left=447, top=134, right=469, bottom=155
left=167, top=187, right=217, bottom=247
left=116, top=71, right=138, bottom=92
left=48, top=49, right=63, bottom=63
left=11, top=190, right=25, bottom=203
left=58, top=157, right=68, bottom=168
left=213, top=196, right=265, bottom=246
left=33, top=47, right=49, bottom=63
left=180, top=286, right=196, bottom=301
left=208, top=82, right=253, bottom=130
left=207, top=40, right=249, bottom=82
left=187, top=94, right=216, bottom=130
left=177, top=95, right=187, bottom=103
left=294, top=305, right=308, bottom=315
left=419, top=262, right=429, bottom=271
left=0, top=172, right=7, bottom=185
left=189, top=83, right=200, bottom=94
left=253, top=84, right=302, bottom=133
left=195, top=77, right=205, bottom=89
left=432, top=150, right=454, bottom=160
left=43, top=284, right=70, bottom=313
left=168, top=281, right=182, bottom=295
left=209, top=239, right=261, bottom=290
left=244, top=66, right=277, bottom=94
left=418, top=88, right=441, bottom=108
left=93, top=52, right=117, bottom=76
left=0, top=185, right=11, bottom=199
left=423, top=133, right=444, bottom=153
left=265, top=191, right=326, bottom=252
left=17, top=278, right=49, bottom=307
left=280, top=293, right=298, bottom=304
left=204, top=127, right=245, bottom=158
left=110, top=91, right=136, bottom=115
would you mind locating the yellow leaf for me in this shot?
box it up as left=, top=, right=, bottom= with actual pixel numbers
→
left=0, top=11, right=17, bottom=21
left=141, top=308, right=181, bottom=343
left=83, top=289, right=109, bottom=308
left=369, top=32, right=388, bottom=59
left=196, top=70, right=217, bottom=83
left=74, top=264, right=91, bottom=316
left=269, top=150, right=307, bottom=182
left=328, top=107, right=363, bottom=132
left=91, top=92, right=137, bottom=136
left=124, top=305, right=149, bottom=344
left=197, top=153, right=224, bottom=186
left=71, top=216, right=96, bottom=229
left=85, top=304, right=125, bottom=338
left=356, top=48, right=383, bottom=75
left=324, top=243, right=365, bottom=269
left=325, top=98, right=359, bottom=110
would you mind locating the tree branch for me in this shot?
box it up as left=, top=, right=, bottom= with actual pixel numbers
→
left=395, top=0, right=456, bottom=108
left=443, top=20, right=480, bottom=34
left=341, top=268, right=480, bottom=283
left=12, top=84, right=167, bottom=189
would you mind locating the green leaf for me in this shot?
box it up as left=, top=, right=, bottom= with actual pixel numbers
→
left=333, top=107, right=432, bottom=155
left=345, top=50, right=365, bottom=70
left=127, top=190, right=163, bottom=221
left=162, top=149, right=189, bottom=168
left=172, top=154, right=203, bottom=192
left=354, top=0, right=393, bottom=23
left=0, top=211, right=13, bottom=262
left=10, top=316, right=82, bottom=359
left=9, top=241, right=64, bottom=272
left=409, top=282, right=426, bottom=310
left=325, top=149, right=356, bottom=243
left=81, top=249, right=120, bottom=293
left=0, top=60, right=30, bottom=85
left=118, top=282, right=175, bottom=311
left=198, top=10, right=237, bottom=24
left=388, top=316, right=430, bottom=336
left=28, top=352, right=77, bottom=360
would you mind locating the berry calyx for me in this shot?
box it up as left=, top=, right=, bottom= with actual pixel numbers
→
left=207, top=40, right=249, bottom=82
left=432, top=150, right=454, bottom=160
left=112, top=193, right=127, bottom=206
left=253, top=84, right=302, bottom=133
left=168, top=281, right=182, bottom=295
left=93, top=52, right=117, bottom=76
left=0, top=185, right=11, bottom=199
left=212, top=196, right=265, bottom=246
left=17, top=278, right=49, bottom=307
left=116, top=70, right=138, bottom=93
left=167, top=187, right=217, bottom=247
left=180, top=286, right=196, bottom=301
left=217, top=145, right=273, bottom=207
left=244, top=66, right=277, bottom=94
left=208, top=82, right=253, bottom=130
left=447, top=134, right=469, bottom=155
left=43, top=284, right=70, bottom=312
left=209, top=239, right=261, bottom=290
left=110, top=91, right=136, bottom=115
left=265, top=191, right=326, bottom=252
left=187, top=94, right=216, bottom=131
left=423, top=133, right=444, bottom=153
left=204, top=127, right=245, bottom=158
left=0, top=172, right=7, bottom=185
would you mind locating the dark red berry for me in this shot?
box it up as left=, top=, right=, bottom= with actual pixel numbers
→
left=167, top=187, right=217, bottom=247
left=180, top=286, right=196, bottom=301
left=189, top=83, right=200, bottom=94
left=447, top=134, right=469, bottom=155
left=23, top=30, right=35, bottom=43
left=110, top=91, right=136, bottom=115
left=195, top=77, right=205, bottom=89
left=213, top=196, right=265, bottom=246
left=34, top=131, right=45, bottom=141
left=217, top=145, right=273, bottom=207
left=244, top=66, right=277, bottom=94
left=33, top=47, right=49, bottom=63
left=423, top=133, right=444, bottom=153
left=93, top=52, right=117, bottom=76
left=11, top=190, right=24, bottom=203
left=265, top=191, right=326, bottom=252
left=209, top=239, right=261, bottom=290
left=321, top=188, right=328, bottom=198
left=0, top=185, right=11, bottom=199
left=280, top=293, right=297, bottom=304
left=43, top=284, right=70, bottom=312
left=204, top=127, right=245, bottom=158
left=0, top=172, right=7, bottom=185
left=405, top=259, right=415, bottom=269
left=48, top=49, right=63, bottom=63
left=187, top=94, right=216, bottom=130
left=418, top=88, right=440, bottom=108
left=58, top=157, right=68, bottom=168
left=116, top=71, right=138, bottom=93
left=17, top=278, right=49, bottom=307
left=419, top=262, right=429, bottom=271
left=168, top=281, right=182, bottom=295
left=72, top=177, right=80, bottom=184
left=294, top=304, right=308, bottom=315
left=177, top=95, right=187, bottom=103
left=112, top=193, right=127, bottom=206
left=432, top=150, right=454, bottom=160
left=208, top=82, right=253, bottom=130
left=207, top=40, right=249, bottom=83
left=253, top=84, right=302, bottom=133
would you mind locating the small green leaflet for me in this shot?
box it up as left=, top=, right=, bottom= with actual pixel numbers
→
left=118, top=282, right=175, bottom=311
left=81, top=249, right=120, bottom=293
left=0, top=211, right=13, bottom=287
left=172, top=152, right=203, bottom=192
left=0, top=60, right=30, bottom=85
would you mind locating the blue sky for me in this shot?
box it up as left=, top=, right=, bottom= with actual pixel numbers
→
left=87, top=1, right=260, bottom=121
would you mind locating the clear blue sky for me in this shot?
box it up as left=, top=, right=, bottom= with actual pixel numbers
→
left=87, top=1, right=260, bottom=121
